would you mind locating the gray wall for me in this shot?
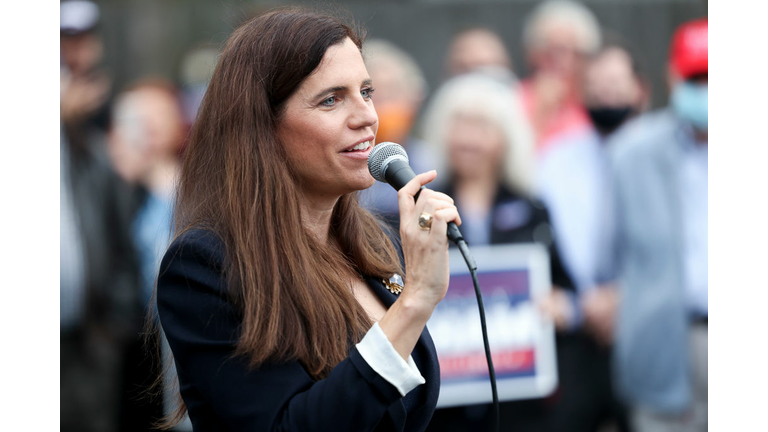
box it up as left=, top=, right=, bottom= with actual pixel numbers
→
left=93, top=0, right=707, bottom=109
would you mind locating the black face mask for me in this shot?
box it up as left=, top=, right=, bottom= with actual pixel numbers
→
left=587, top=106, right=633, bottom=134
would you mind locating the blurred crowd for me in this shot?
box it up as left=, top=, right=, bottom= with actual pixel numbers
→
left=60, top=0, right=707, bottom=431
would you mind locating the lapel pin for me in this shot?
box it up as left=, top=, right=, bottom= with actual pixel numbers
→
left=382, top=273, right=404, bottom=295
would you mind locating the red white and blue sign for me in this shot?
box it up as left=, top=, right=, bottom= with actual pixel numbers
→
left=428, top=244, right=559, bottom=407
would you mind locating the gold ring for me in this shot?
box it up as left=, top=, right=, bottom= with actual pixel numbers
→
left=418, top=212, right=433, bottom=231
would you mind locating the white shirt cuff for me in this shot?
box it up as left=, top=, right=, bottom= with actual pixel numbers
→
left=355, top=322, right=426, bottom=397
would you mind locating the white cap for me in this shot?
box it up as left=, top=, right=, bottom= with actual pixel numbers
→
left=60, top=0, right=100, bottom=35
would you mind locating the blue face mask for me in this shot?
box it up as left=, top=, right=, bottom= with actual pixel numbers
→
left=671, top=81, right=708, bottom=131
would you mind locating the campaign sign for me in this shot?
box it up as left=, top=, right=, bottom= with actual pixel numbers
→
left=429, top=243, right=558, bottom=408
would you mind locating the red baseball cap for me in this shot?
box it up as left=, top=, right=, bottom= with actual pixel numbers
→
left=669, top=18, right=708, bottom=79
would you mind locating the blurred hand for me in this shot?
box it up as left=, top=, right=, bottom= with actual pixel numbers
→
left=398, top=170, right=462, bottom=310
left=581, top=284, right=619, bottom=346
left=537, top=288, right=575, bottom=331
left=61, top=71, right=111, bottom=125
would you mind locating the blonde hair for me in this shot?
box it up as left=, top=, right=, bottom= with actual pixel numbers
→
left=421, top=73, right=536, bottom=195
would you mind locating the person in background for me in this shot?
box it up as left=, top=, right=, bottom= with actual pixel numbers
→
left=603, top=18, right=708, bottom=432
left=535, top=40, right=649, bottom=432
left=359, top=39, right=431, bottom=228
left=60, top=0, right=111, bottom=141
left=60, top=1, right=144, bottom=431
left=444, top=27, right=516, bottom=82
left=109, top=79, right=185, bottom=303
left=108, top=78, right=188, bottom=431
left=421, top=73, right=575, bottom=432
left=537, top=41, right=649, bottom=334
left=520, top=0, right=602, bottom=153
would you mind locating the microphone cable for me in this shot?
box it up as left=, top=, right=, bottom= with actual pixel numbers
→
left=456, top=241, right=499, bottom=432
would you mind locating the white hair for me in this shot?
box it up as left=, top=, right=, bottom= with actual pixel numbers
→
left=523, top=0, right=602, bottom=54
left=421, top=73, right=536, bottom=195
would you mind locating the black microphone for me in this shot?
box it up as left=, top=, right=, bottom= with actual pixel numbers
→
left=367, top=142, right=475, bottom=269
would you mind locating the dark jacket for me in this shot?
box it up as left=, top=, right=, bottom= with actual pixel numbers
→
left=441, top=183, right=575, bottom=291
left=157, top=229, right=440, bottom=432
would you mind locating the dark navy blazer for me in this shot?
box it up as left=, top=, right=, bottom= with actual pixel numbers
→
left=157, top=229, right=440, bottom=432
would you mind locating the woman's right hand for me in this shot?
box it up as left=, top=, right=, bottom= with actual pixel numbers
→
left=396, top=170, right=462, bottom=311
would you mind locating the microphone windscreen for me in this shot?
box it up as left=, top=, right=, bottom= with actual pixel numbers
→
left=367, top=142, right=409, bottom=182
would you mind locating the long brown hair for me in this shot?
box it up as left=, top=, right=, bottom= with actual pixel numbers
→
left=154, top=6, right=402, bottom=428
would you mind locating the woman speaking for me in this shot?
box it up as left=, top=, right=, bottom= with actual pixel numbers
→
left=154, top=8, right=459, bottom=432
